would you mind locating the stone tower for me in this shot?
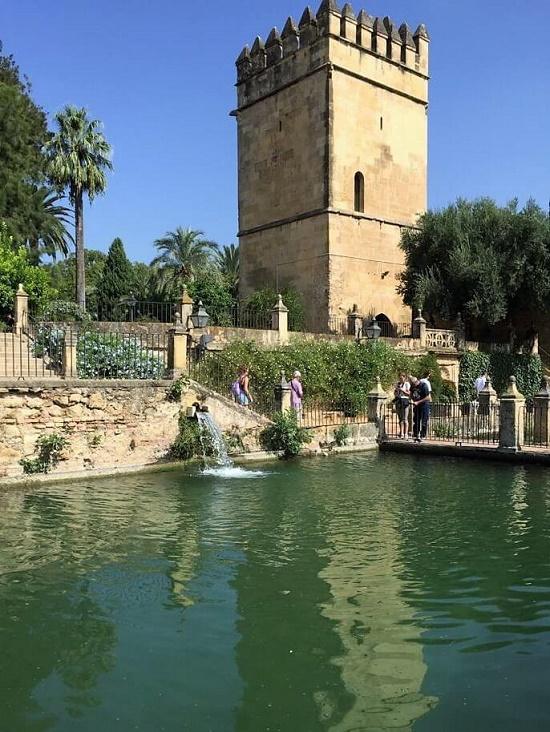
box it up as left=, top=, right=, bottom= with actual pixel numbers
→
left=233, top=1, right=429, bottom=331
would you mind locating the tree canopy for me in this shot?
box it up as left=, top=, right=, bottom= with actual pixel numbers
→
left=0, top=222, right=54, bottom=320
left=45, top=105, right=112, bottom=308
left=96, top=238, right=133, bottom=318
left=151, top=227, right=217, bottom=297
left=399, top=198, right=550, bottom=329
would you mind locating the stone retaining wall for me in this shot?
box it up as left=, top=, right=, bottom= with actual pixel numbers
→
left=0, top=380, right=269, bottom=480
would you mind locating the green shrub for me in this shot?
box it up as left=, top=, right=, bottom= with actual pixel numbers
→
left=37, top=300, right=91, bottom=323
left=167, top=376, right=190, bottom=402
left=77, top=332, right=165, bottom=379
left=334, top=424, right=351, bottom=447
left=20, top=433, right=69, bottom=474
left=246, top=287, right=305, bottom=331
left=260, top=410, right=312, bottom=458
left=191, top=339, right=442, bottom=413
left=459, top=351, right=542, bottom=401
left=440, top=380, right=457, bottom=403
left=171, top=415, right=204, bottom=461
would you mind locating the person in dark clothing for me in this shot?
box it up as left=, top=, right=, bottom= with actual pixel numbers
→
left=410, top=376, right=431, bottom=442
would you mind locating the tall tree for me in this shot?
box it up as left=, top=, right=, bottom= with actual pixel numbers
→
left=45, top=106, right=112, bottom=309
left=96, top=238, right=133, bottom=318
left=215, top=243, right=240, bottom=296
left=399, top=198, right=550, bottom=331
left=151, top=227, right=217, bottom=297
left=0, top=41, right=55, bottom=247
left=26, top=188, right=73, bottom=264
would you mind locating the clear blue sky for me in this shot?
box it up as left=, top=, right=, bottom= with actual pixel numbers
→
left=2, top=0, right=549, bottom=262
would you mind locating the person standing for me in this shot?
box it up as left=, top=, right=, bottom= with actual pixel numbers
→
left=290, top=370, right=304, bottom=418
left=411, top=376, right=431, bottom=442
left=232, top=366, right=253, bottom=407
left=475, top=371, right=488, bottom=395
left=394, top=373, right=411, bottom=439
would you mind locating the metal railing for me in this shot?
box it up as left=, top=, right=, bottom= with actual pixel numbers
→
left=0, top=322, right=169, bottom=380
left=210, top=306, right=273, bottom=330
left=300, top=399, right=369, bottom=428
left=379, top=321, right=413, bottom=339
left=382, top=400, right=500, bottom=445
left=523, top=403, right=550, bottom=448
left=94, top=301, right=175, bottom=323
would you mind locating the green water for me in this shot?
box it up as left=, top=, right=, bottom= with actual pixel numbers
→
left=2, top=454, right=550, bottom=731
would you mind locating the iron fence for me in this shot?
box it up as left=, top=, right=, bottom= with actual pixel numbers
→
left=523, top=403, right=550, bottom=448
left=379, top=321, right=413, bottom=338
left=214, top=306, right=273, bottom=330
left=296, top=316, right=352, bottom=336
left=382, top=400, right=500, bottom=445
left=300, top=399, right=369, bottom=428
left=0, top=323, right=169, bottom=380
left=94, top=301, right=175, bottom=323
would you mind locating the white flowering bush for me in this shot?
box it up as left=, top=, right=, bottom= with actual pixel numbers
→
left=77, top=332, right=165, bottom=379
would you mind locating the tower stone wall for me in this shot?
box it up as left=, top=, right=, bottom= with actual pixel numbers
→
left=234, top=1, right=429, bottom=329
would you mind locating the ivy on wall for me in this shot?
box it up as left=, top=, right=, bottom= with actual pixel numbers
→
left=459, top=351, right=543, bottom=402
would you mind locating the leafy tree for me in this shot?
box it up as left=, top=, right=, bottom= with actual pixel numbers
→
left=0, top=42, right=71, bottom=255
left=215, top=243, right=239, bottom=295
left=46, top=249, right=106, bottom=315
left=151, top=227, right=217, bottom=295
left=96, top=238, right=133, bottom=318
left=45, top=106, right=112, bottom=309
left=25, top=188, right=73, bottom=263
left=246, top=286, right=305, bottom=331
left=187, top=269, right=235, bottom=324
left=0, top=222, right=54, bottom=320
left=399, top=198, right=550, bottom=334
left=131, top=262, right=154, bottom=302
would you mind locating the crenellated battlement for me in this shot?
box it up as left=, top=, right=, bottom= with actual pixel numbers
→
left=235, top=1, right=429, bottom=101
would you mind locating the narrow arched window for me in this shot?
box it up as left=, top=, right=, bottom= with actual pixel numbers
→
left=354, top=172, right=365, bottom=213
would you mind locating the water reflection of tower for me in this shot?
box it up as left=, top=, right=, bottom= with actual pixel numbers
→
left=317, top=487, right=438, bottom=730
left=231, top=476, right=355, bottom=730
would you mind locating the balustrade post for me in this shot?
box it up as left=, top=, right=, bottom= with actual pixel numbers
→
left=499, top=376, right=525, bottom=451
left=478, top=377, right=497, bottom=416
left=274, top=371, right=292, bottom=412
left=367, top=376, right=388, bottom=427
left=412, top=311, right=427, bottom=348
left=177, top=286, right=194, bottom=329
left=168, top=323, right=189, bottom=379
left=534, top=376, right=550, bottom=446
left=271, top=295, right=289, bottom=344
left=348, top=306, right=362, bottom=339
left=14, top=284, right=29, bottom=335
left=62, top=327, right=78, bottom=378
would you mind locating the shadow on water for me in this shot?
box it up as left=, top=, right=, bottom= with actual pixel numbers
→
left=2, top=454, right=550, bottom=730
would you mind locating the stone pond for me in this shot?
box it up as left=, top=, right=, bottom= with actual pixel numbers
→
left=1, top=452, right=550, bottom=730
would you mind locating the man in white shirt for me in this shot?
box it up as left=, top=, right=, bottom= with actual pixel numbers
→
left=475, top=372, right=488, bottom=395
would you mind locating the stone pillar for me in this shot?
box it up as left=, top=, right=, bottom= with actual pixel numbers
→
left=348, top=306, right=362, bottom=339
left=455, top=312, right=466, bottom=350
left=367, top=376, right=388, bottom=425
left=177, top=286, right=194, bottom=328
left=478, top=377, right=497, bottom=416
left=274, top=371, right=292, bottom=413
left=412, top=311, right=427, bottom=348
left=271, top=294, right=289, bottom=344
left=499, top=376, right=525, bottom=451
left=534, top=376, right=550, bottom=445
left=168, top=325, right=189, bottom=379
left=14, top=284, right=29, bottom=335
left=62, top=328, right=78, bottom=378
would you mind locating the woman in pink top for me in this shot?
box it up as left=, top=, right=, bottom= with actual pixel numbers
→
left=290, top=370, right=304, bottom=415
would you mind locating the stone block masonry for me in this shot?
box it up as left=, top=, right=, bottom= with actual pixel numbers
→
left=234, top=2, right=429, bottom=331
left=0, top=380, right=270, bottom=480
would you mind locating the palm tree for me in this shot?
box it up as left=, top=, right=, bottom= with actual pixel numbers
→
left=45, top=106, right=112, bottom=309
left=151, top=227, right=217, bottom=293
left=215, top=243, right=239, bottom=295
left=26, top=188, right=73, bottom=264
